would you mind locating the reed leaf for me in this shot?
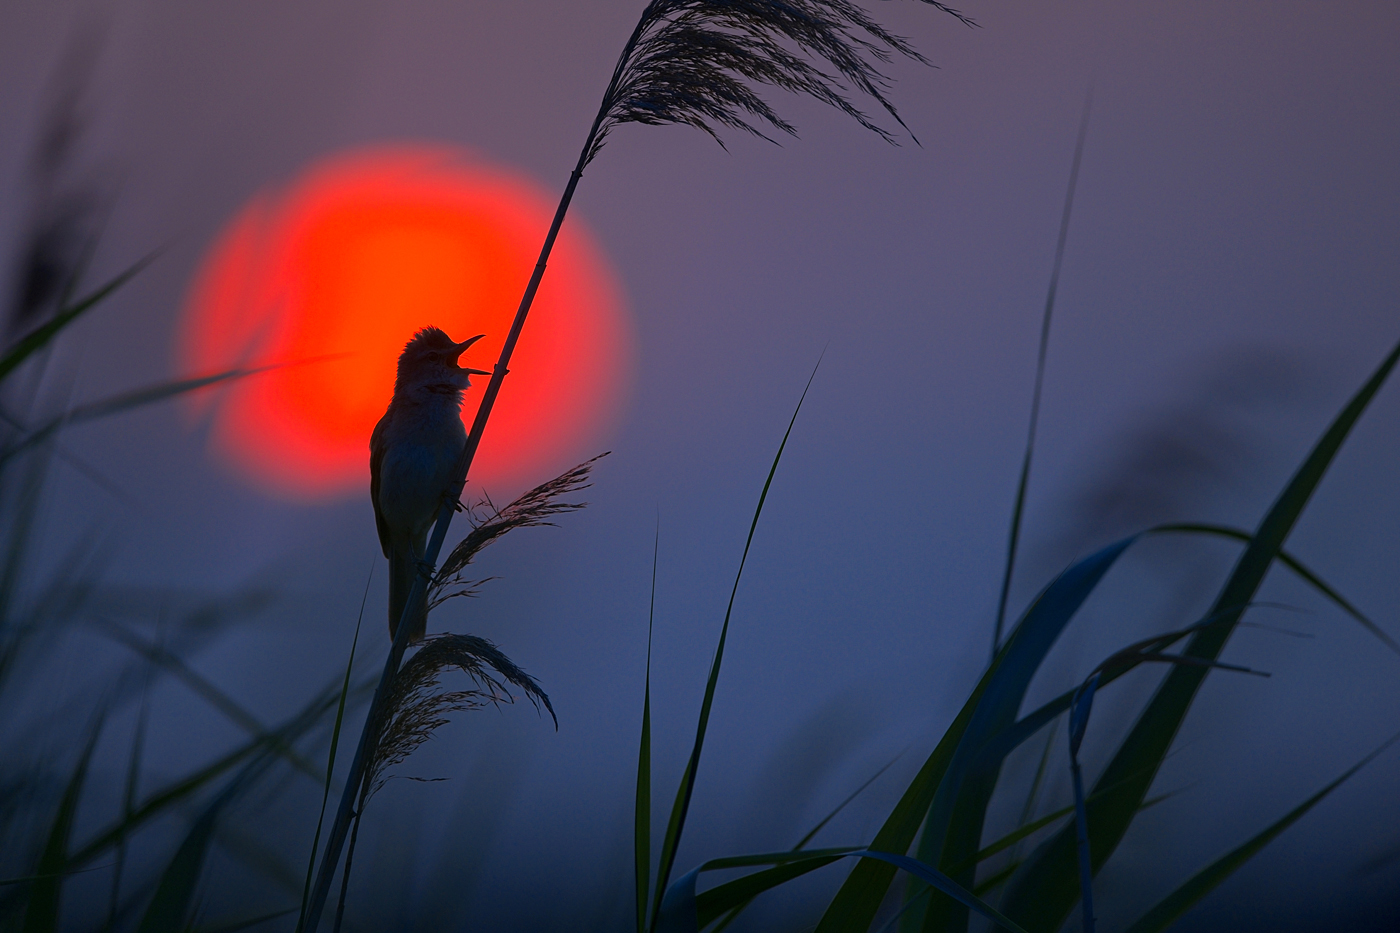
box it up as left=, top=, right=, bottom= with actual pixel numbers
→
left=0, top=253, right=153, bottom=385
left=1065, top=649, right=1267, bottom=933
left=136, top=751, right=279, bottom=933
left=999, top=336, right=1400, bottom=931
left=649, top=360, right=819, bottom=930
left=912, top=537, right=1138, bottom=933
left=661, top=848, right=1028, bottom=933
left=708, top=756, right=901, bottom=931
left=992, top=86, right=1093, bottom=658
left=297, top=571, right=370, bottom=933
left=1151, top=522, right=1400, bottom=656
left=65, top=676, right=345, bottom=871
left=1120, top=731, right=1400, bottom=933
left=636, top=523, right=659, bottom=933
left=97, top=621, right=323, bottom=781
left=814, top=534, right=1145, bottom=932
left=20, top=715, right=103, bottom=933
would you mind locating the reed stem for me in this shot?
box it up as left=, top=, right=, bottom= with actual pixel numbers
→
left=301, top=104, right=602, bottom=933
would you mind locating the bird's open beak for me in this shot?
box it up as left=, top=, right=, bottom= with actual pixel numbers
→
left=451, top=334, right=489, bottom=375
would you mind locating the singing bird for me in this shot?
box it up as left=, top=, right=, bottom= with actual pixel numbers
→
left=370, top=327, right=490, bottom=643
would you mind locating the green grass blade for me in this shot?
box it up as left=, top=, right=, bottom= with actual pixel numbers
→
left=1000, top=337, right=1400, bottom=931
left=1152, top=522, right=1400, bottom=656
left=949, top=791, right=1174, bottom=878
left=663, top=849, right=1031, bottom=933
left=992, top=86, right=1094, bottom=659
left=111, top=670, right=154, bottom=926
left=136, top=753, right=274, bottom=933
left=698, top=850, right=861, bottom=927
left=815, top=672, right=990, bottom=931
left=99, top=622, right=323, bottom=781
left=68, top=678, right=342, bottom=869
left=0, top=866, right=108, bottom=888
left=819, top=539, right=1139, bottom=933
left=1122, top=732, right=1400, bottom=933
left=195, top=908, right=297, bottom=933
left=0, top=368, right=258, bottom=467
left=0, top=253, right=154, bottom=385
left=297, top=570, right=370, bottom=933
left=636, top=522, right=659, bottom=933
left=710, top=757, right=900, bottom=931
left=915, top=538, right=1138, bottom=933
left=649, top=361, right=820, bottom=929
left=21, top=717, right=104, bottom=933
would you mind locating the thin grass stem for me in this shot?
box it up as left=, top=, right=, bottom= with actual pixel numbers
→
left=990, top=86, right=1093, bottom=662
left=297, top=566, right=370, bottom=933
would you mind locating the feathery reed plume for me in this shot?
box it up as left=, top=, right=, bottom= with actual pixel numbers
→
left=586, top=0, right=974, bottom=162
left=366, top=634, right=556, bottom=802
left=428, top=454, right=604, bottom=612
left=329, top=635, right=554, bottom=929
left=306, top=5, right=972, bottom=926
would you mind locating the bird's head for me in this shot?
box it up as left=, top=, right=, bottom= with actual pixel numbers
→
left=393, top=326, right=490, bottom=398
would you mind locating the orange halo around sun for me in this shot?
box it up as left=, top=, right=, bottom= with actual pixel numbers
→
left=179, top=145, right=631, bottom=500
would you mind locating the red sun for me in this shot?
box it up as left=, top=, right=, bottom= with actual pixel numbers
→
left=179, top=145, right=631, bottom=500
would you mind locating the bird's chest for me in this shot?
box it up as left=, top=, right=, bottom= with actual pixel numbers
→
left=377, top=401, right=466, bottom=527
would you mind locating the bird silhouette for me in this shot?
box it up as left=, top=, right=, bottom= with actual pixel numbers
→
left=370, top=326, right=489, bottom=643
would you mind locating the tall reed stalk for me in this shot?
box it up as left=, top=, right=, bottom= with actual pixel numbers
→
left=302, top=2, right=975, bottom=927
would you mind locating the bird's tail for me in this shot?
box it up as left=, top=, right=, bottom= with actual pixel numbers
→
left=388, top=547, right=428, bottom=644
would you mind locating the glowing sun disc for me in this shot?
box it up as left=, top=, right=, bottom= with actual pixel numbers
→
left=179, top=144, right=632, bottom=500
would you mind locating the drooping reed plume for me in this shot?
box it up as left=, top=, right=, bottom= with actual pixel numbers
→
left=305, top=4, right=974, bottom=927
left=365, top=635, right=557, bottom=804
left=322, top=459, right=597, bottom=927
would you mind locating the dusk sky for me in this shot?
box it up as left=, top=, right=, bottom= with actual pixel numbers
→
left=2, top=2, right=1398, bottom=931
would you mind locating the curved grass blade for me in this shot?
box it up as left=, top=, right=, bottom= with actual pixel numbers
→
left=20, top=716, right=104, bottom=933
left=971, top=601, right=1281, bottom=786
left=111, top=667, right=154, bottom=926
left=648, top=360, right=821, bottom=929
left=195, top=908, right=297, bottom=933
left=0, top=865, right=109, bottom=888
left=816, top=538, right=1139, bottom=933
left=136, top=753, right=276, bottom=933
left=67, top=676, right=343, bottom=869
left=1067, top=673, right=1101, bottom=933
left=1000, top=337, right=1400, bottom=931
left=914, top=538, right=1138, bottom=933
left=1066, top=649, right=1266, bottom=933
left=662, top=849, right=1030, bottom=933
left=636, top=522, right=659, bottom=933
left=699, top=849, right=859, bottom=929
left=297, top=569, right=370, bottom=933
left=1, top=367, right=265, bottom=468
left=709, top=756, right=901, bottom=931
left=812, top=649, right=1004, bottom=929
left=1151, top=522, right=1400, bottom=656
left=98, top=621, right=322, bottom=781
left=952, top=792, right=1174, bottom=878
left=1122, top=731, right=1400, bottom=933
left=0, top=253, right=154, bottom=385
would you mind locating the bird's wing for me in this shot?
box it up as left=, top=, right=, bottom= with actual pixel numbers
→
left=369, top=409, right=392, bottom=559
